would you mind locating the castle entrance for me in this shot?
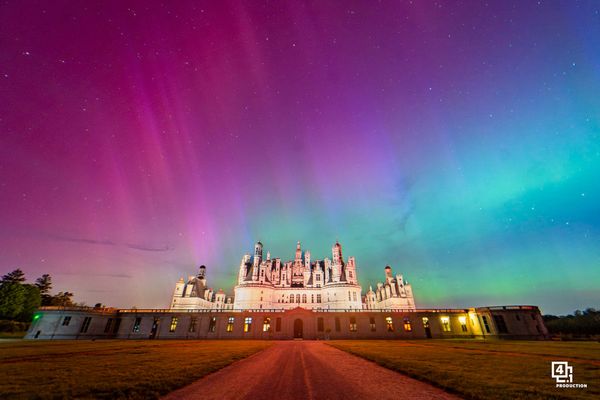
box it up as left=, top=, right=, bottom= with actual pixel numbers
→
left=293, top=319, right=303, bottom=339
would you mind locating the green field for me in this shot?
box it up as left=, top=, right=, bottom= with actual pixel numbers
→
left=329, top=340, right=600, bottom=400
left=0, top=339, right=271, bottom=399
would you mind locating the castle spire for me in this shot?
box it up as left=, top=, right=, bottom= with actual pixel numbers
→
left=295, top=241, right=302, bottom=260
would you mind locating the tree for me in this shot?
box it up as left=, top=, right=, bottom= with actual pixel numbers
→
left=49, top=292, right=75, bottom=307
left=35, top=274, right=52, bottom=294
left=0, top=282, right=25, bottom=319
left=35, top=274, right=53, bottom=306
left=18, top=284, right=41, bottom=322
left=1, top=269, right=26, bottom=284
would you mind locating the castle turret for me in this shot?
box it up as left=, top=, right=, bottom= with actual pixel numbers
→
left=238, top=255, right=251, bottom=284
left=253, top=241, right=263, bottom=267
left=346, top=256, right=358, bottom=284
left=385, top=265, right=393, bottom=282
left=332, top=241, right=343, bottom=265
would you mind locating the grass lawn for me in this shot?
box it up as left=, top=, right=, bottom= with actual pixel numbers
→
left=329, top=340, right=599, bottom=400
left=0, top=331, right=25, bottom=339
left=0, top=339, right=271, bottom=399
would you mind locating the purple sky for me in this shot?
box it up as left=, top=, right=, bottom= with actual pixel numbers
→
left=1, top=1, right=599, bottom=313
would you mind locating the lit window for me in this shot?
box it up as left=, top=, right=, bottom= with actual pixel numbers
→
left=422, top=317, right=430, bottom=328
left=302, top=294, right=307, bottom=303
left=386, top=317, right=394, bottom=332
left=458, top=316, right=468, bottom=332
left=244, top=317, right=252, bottom=332
left=369, top=317, right=376, bottom=331
left=208, top=317, right=217, bottom=332
left=349, top=317, right=357, bottom=332
left=189, top=317, right=197, bottom=333
left=62, top=316, right=71, bottom=326
left=263, top=317, right=271, bottom=332
left=226, top=317, right=235, bottom=332
left=132, top=317, right=142, bottom=333
left=403, top=318, right=412, bottom=332
left=80, top=317, right=92, bottom=333
left=169, top=317, right=178, bottom=332
left=440, top=317, right=451, bottom=332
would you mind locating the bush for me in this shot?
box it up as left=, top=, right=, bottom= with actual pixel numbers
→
left=0, top=319, right=30, bottom=333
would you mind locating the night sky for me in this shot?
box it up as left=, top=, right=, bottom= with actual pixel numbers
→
left=1, top=1, right=599, bottom=314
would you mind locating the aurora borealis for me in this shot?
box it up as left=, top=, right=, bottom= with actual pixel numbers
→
left=1, top=1, right=599, bottom=314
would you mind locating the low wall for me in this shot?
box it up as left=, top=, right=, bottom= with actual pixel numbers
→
left=25, top=305, right=548, bottom=340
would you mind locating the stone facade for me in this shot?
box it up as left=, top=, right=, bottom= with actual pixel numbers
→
left=171, top=265, right=234, bottom=311
left=170, top=240, right=415, bottom=311
left=24, top=240, right=550, bottom=341
left=25, top=305, right=549, bottom=340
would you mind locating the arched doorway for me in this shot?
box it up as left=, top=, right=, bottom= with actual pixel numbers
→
left=293, top=318, right=303, bottom=339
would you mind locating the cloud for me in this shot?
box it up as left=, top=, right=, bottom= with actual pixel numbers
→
left=46, top=234, right=117, bottom=246
left=57, top=271, right=133, bottom=278
left=42, top=233, right=173, bottom=253
left=126, top=243, right=173, bottom=252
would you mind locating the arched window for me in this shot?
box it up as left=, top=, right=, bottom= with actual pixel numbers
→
left=302, top=294, right=307, bottom=303
left=296, top=294, right=301, bottom=303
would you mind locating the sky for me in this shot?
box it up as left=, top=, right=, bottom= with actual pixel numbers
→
left=1, top=1, right=599, bottom=314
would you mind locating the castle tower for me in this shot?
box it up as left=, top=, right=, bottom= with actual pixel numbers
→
left=238, top=254, right=250, bottom=284
left=292, top=241, right=304, bottom=286
left=253, top=241, right=263, bottom=267
left=332, top=241, right=343, bottom=265
left=346, top=256, right=358, bottom=284
left=384, top=265, right=393, bottom=283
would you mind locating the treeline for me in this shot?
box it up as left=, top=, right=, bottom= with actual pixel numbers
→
left=543, top=308, right=600, bottom=336
left=0, top=268, right=76, bottom=323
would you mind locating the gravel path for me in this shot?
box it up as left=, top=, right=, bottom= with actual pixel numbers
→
left=162, top=341, right=460, bottom=400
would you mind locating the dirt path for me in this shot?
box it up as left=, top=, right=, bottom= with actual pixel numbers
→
left=162, top=341, right=460, bottom=400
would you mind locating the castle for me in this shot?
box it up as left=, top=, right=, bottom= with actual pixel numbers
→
left=171, top=240, right=415, bottom=311
left=24, top=239, right=549, bottom=341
